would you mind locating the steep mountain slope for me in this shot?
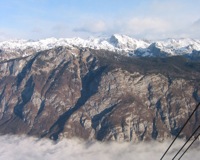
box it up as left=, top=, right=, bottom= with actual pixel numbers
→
left=0, top=47, right=200, bottom=142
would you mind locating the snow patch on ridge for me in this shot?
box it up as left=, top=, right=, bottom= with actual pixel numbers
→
left=0, top=34, right=200, bottom=60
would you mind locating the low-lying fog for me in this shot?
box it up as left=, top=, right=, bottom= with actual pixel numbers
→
left=0, top=135, right=199, bottom=160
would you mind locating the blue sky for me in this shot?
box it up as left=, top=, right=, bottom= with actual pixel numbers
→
left=0, top=0, right=200, bottom=40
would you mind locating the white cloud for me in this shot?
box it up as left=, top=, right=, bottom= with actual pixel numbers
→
left=122, top=17, right=171, bottom=39
left=127, top=18, right=170, bottom=32
left=193, top=19, right=200, bottom=26
left=74, top=20, right=107, bottom=33
left=1, top=1, right=200, bottom=40
left=69, top=1, right=200, bottom=39
left=0, top=32, right=10, bottom=41
left=187, top=19, right=200, bottom=39
left=0, top=135, right=199, bottom=160
left=71, top=15, right=200, bottom=40
left=72, top=17, right=172, bottom=39
left=0, top=28, right=23, bottom=41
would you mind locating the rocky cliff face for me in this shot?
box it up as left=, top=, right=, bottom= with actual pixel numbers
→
left=0, top=47, right=200, bottom=142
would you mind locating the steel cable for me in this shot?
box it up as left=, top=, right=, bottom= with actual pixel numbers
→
left=172, top=124, right=200, bottom=160
left=160, top=102, right=200, bottom=160
left=178, top=132, right=200, bottom=160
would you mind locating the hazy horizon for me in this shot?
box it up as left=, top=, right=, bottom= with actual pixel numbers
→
left=1, top=0, right=200, bottom=41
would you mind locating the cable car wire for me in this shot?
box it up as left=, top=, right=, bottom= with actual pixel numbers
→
left=178, top=132, right=200, bottom=160
left=160, top=102, right=200, bottom=160
left=172, top=124, right=200, bottom=160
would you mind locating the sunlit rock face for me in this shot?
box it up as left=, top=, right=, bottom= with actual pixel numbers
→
left=0, top=46, right=200, bottom=142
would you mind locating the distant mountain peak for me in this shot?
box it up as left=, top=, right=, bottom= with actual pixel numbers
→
left=0, top=34, right=200, bottom=61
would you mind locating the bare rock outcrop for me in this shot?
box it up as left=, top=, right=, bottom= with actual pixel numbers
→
left=0, top=47, right=200, bottom=142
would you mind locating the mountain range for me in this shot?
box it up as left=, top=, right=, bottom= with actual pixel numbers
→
left=0, top=34, right=200, bottom=142
left=1, top=34, right=200, bottom=61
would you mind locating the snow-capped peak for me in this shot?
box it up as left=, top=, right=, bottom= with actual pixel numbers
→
left=0, top=35, right=149, bottom=58
left=109, top=34, right=149, bottom=51
left=151, top=38, right=200, bottom=55
left=0, top=34, right=200, bottom=61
